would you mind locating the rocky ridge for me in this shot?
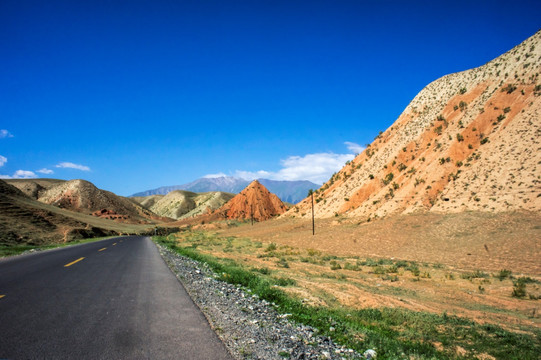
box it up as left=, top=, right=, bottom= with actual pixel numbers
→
left=288, top=30, right=541, bottom=219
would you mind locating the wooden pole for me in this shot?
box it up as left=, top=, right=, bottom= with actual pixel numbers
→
left=311, top=191, right=315, bottom=235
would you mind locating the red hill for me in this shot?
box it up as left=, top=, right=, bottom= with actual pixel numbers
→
left=214, top=180, right=287, bottom=221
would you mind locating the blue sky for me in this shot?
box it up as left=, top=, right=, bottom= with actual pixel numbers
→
left=1, top=0, right=540, bottom=196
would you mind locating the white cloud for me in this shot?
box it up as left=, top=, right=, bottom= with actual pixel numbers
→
left=203, top=172, right=227, bottom=178
left=235, top=152, right=355, bottom=185
left=0, top=155, right=6, bottom=167
left=0, top=170, right=37, bottom=179
left=55, top=162, right=90, bottom=171
left=344, top=141, right=365, bottom=155
left=0, top=130, right=14, bottom=138
left=37, top=168, right=54, bottom=175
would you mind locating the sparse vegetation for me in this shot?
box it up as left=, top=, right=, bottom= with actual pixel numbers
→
left=382, top=172, right=394, bottom=185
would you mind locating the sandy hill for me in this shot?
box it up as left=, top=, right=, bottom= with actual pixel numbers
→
left=287, top=30, right=541, bottom=219
left=0, top=180, right=155, bottom=246
left=131, top=194, right=164, bottom=209
left=132, top=191, right=234, bottom=220
left=6, top=178, right=66, bottom=199
left=8, top=179, right=166, bottom=223
left=213, top=180, right=288, bottom=221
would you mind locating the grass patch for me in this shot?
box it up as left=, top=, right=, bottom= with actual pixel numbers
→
left=460, top=270, right=489, bottom=280
left=0, top=236, right=116, bottom=258
left=154, top=234, right=541, bottom=360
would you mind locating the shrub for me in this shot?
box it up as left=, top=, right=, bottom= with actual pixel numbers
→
left=459, top=87, right=467, bottom=94
left=461, top=270, right=489, bottom=280
left=277, top=258, right=289, bottom=268
left=495, top=269, right=512, bottom=281
left=502, top=84, right=517, bottom=94
left=456, top=133, right=464, bottom=142
left=383, top=172, right=394, bottom=185
left=265, top=243, right=277, bottom=252
left=512, top=278, right=527, bottom=298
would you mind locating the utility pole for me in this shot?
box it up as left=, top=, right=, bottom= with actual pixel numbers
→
left=308, top=189, right=315, bottom=235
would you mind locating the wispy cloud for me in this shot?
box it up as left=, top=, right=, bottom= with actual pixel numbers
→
left=233, top=141, right=364, bottom=185
left=203, top=172, right=227, bottom=178
left=0, top=170, right=37, bottom=179
left=55, top=162, right=90, bottom=171
left=0, top=130, right=14, bottom=139
left=236, top=152, right=355, bottom=185
left=344, top=141, right=365, bottom=155
left=37, top=168, right=54, bottom=175
left=0, top=155, right=6, bottom=167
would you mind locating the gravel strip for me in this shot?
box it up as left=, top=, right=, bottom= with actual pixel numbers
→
left=157, top=244, right=365, bottom=360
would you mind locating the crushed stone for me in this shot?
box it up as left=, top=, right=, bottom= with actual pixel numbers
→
left=157, top=244, right=364, bottom=360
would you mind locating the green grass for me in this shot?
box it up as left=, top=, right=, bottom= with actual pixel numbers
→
left=0, top=236, right=117, bottom=258
left=154, top=234, right=541, bottom=360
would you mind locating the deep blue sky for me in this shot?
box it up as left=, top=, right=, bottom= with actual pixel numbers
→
left=1, top=0, right=539, bottom=195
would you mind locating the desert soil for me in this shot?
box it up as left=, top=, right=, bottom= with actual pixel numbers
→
left=180, top=211, right=541, bottom=334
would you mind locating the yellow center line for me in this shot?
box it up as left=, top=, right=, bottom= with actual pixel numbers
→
left=0, top=295, right=5, bottom=299
left=98, top=247, right=107, bottom=252
left=64, top=257, right=85, bottom=267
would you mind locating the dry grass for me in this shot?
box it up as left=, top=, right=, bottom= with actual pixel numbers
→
left=177, top=211, right=541, bottom=334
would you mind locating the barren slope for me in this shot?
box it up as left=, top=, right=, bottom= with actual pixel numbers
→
left=0, top=180, right=152, bottom=245
left=288, top=30, right=541, bottom=219
left=6, top=179, right=66, bottom=199
left=182, top=192, right=235, bottom=219
left=132, top=191, right=234, bottom=220
left=37, top=179, right=163, bottom=223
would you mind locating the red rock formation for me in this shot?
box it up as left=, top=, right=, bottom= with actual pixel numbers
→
left=215, top=180, right=287, bottom=221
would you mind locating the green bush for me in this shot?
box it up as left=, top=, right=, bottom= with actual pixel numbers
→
left=495, top=269, right=512, bottom=281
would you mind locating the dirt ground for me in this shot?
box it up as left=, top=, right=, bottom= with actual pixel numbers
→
left=218, top=211, right=541, bottom=275
left=181, top=211, right=541, bottom=334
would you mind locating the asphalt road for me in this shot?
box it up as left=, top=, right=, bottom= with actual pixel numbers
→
left=0, top=236, right=233, bottom=359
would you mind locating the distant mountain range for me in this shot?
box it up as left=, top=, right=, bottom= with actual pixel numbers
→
left=131, top=176, right=319, bottom=204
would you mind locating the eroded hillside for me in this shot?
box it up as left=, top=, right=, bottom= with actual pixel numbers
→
left=288, top=31, right=541, bottom=219
left=132, top=191, right=234, bottom=220
left=8, top=179, right=165, bottom=223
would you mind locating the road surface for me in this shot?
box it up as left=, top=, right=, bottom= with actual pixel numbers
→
left=0, top=236, right=233, bottom=359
